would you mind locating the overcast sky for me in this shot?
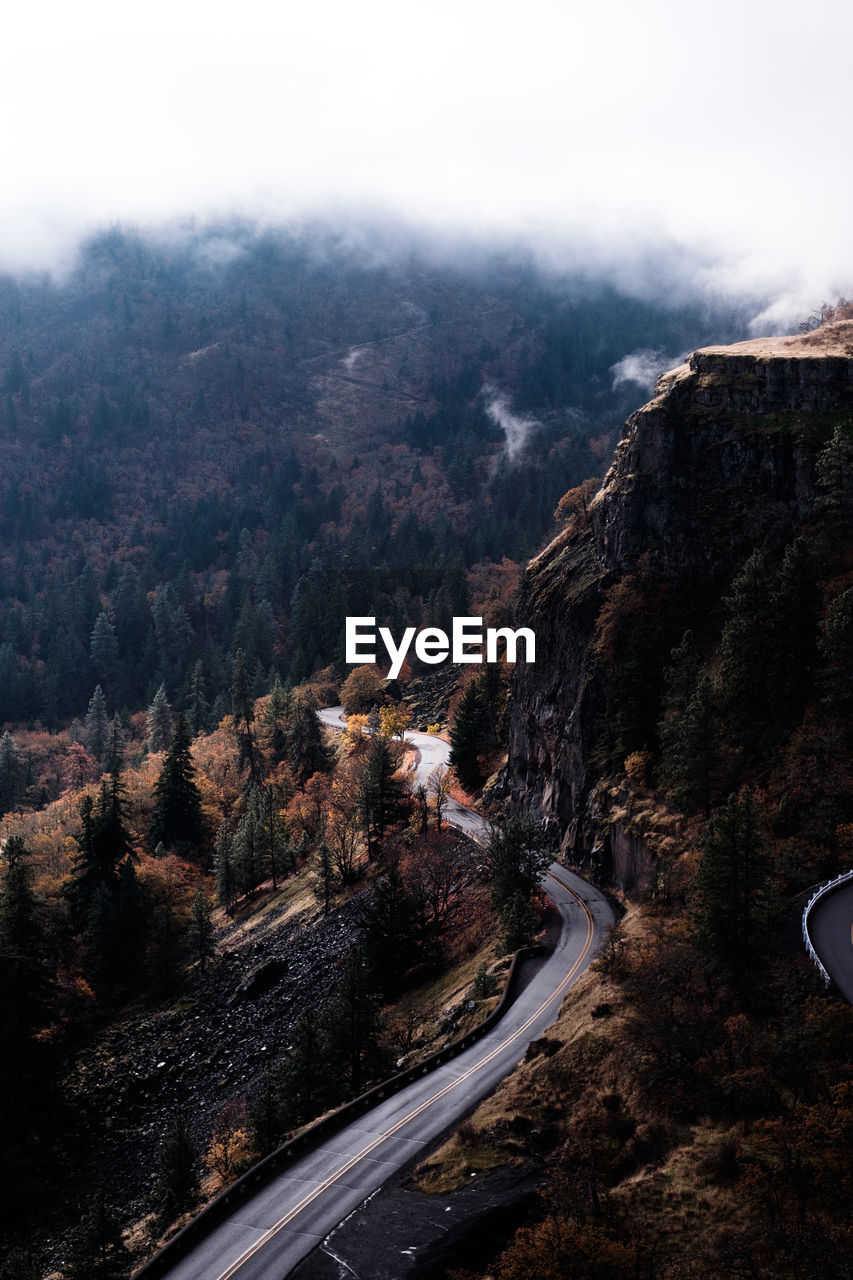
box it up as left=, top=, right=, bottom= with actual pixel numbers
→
left=3, top=0, right=851, bottom=319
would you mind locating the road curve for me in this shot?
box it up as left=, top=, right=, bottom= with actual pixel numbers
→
left=156, top=711, right=614, bottom=1280
left=318, top=705, right=484, bottom=839
left=807, top=878, right=853, bottom=1004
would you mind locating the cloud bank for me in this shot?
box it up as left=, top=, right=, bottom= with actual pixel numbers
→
left=1, top=0, right=851, bottom=320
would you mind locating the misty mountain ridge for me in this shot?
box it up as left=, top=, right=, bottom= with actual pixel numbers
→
left=0, top=219, right=752, bottom=728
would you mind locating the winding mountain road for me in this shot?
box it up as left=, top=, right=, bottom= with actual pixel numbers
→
left=317, top=706, right=485, bottom=838
left=807, top=878, right=853, bottom=1004
left=154, top=711, right=614, bottom=1280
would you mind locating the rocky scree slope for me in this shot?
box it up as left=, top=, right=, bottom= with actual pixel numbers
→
left=503, top=322, right=853, bottom=874
left=40, top=892, right=366, bottom=1266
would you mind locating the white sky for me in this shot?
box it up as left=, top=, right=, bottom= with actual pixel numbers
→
left=2, top=0, right=851, bottom=315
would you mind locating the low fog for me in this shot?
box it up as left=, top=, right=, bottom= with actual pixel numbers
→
left=483, top=387, right=544, bottom=460
left=611, top=349, right=685, bottom=394
left=2, top=0, right=851, bottom=328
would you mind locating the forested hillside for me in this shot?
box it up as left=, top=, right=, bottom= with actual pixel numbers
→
left=0, top=223, right=745, bottom=738
left=0, top=671, right=511, bottom=1276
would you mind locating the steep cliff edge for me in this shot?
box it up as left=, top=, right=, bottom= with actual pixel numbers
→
left=504, top=321, right=853, bottom=879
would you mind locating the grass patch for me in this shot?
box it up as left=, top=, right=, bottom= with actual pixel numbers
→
left=417, top=1121, right=512, bottom=1194
left=388, top=935, right=511, bottom=1070
left=215, top=872, right=316, bottom=945
left=720, top=408, right=852, bottom=445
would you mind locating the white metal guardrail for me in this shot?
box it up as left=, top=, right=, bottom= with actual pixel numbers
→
left=802, top=868, right=853, bottom=985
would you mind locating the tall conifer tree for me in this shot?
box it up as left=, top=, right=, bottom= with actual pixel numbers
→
left=187, top=659, right=209, bottom=738
left=150, top=714, right=205, bottom=852
left=85, top=685, right=110, bottom=764
left=695, top=789, right=774, bottom=965
left=147, top=684, right=173, bottom=753
left=231, top=648, right=260, bottom=785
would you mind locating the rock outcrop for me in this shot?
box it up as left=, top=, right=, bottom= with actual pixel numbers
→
left=504, top=322, right=853, bottom=871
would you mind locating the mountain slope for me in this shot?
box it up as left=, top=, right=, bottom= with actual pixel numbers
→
left=0, top=222, right=747, bottom=726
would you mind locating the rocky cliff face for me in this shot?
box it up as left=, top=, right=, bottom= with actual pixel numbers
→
left=504, top=322, right=853, bottom=874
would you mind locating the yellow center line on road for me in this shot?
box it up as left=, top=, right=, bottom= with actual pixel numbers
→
left=213, top=870, right=595, bottom=1280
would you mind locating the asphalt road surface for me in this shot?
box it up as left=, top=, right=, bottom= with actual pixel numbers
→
left=807, top=878, right=853, bottom=1004
left=157, top=712, right=614, bottom=1280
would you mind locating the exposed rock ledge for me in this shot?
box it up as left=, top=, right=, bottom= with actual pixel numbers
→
left=503, top=324, right=853, bottom=867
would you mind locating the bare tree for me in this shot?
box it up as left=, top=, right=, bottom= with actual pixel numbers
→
left=409, top=835, right=476, bottom=935
left=428, top=765, right=451, bottom=829
left=327, top=775, right=364, bottom=886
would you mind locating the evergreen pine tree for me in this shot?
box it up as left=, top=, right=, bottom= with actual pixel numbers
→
left=254, top=1009, right=331, bottom=1145
left=497, top=891, right=540, bottom=953
left=111, top=563, right=151, bottom=677
left=483, top=661, right=506, bottom=738
left=0, top=854, right=52, bottom=1044
left=449, top=679, right=489, bottom=790
left=146, top=683, right=173, bottom=752
left=231, top=648, right=261, bottom=785
left=323, top=948, right=389, bottom=1097
left=286, top=693, right=327, bottom=783
left=187, top=659, right=209, bottom=738
left=85, top=685, right=110, bottom=765
left=2, top=833, right=27, bottom=868
left=114, top=858, right=145, bottom=992
left=152, top=587, right=193, bottom=693
left=815, top=423, right=853, bottom=521
left=357, top=735, right=405, bottom=858
left=40, top=666, right=60, bottom=730
left=695, top=789, right=774, bottom=966
left=263, top=674, right=292, bottom=761
left=153, top=1116, right=199, bottom=1230
left=63, top=1190, right=132, bottom=1280
left=361, top=865, right=424, bottom=999
left=84, top=881, right=121, bottom=991
left=660, top=636, right=716, bottom=816
left=106, top=714, right=125, bottom=772
left=610, top=620, right=660, bottom=766
left=95, top=763, right=136, bottom=876
left=312, top=838, right=335, bottom=915
left=68, top=764, right=137, bottom=954
left=676, top=674, right=715, bottom=815
left=0, top=731, right=22, bottom=816
left=214, top=823, right=236, bottom=914
left=489, top=814, right=548, bottom=926
left=659, top=631, right=701, bottom=724
left=248, top=1077, right=281, bottom=1157
left=0, top=1248, right=39, bottom=1280
left=68, top=793, right=97, bottom=928
left=415, top=783, right=429, bottom=835
left=717, top=549, right=774, bottom=759
left=89, top=612, right=118, bottom=692
left=233, top=803, right=261, bottom=897
left=818, top=587, right=853, bottom=713
left=188, top=891, right=215, bottom=974
left=253, top=784, right=285, bottom=889
left=149, top=713, right=205, bottom=852
left=75, top=563, right=101, bottom=640
left=0, top=644, right=21, bottom=724
left=769, top=537, right=820, bottom=733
